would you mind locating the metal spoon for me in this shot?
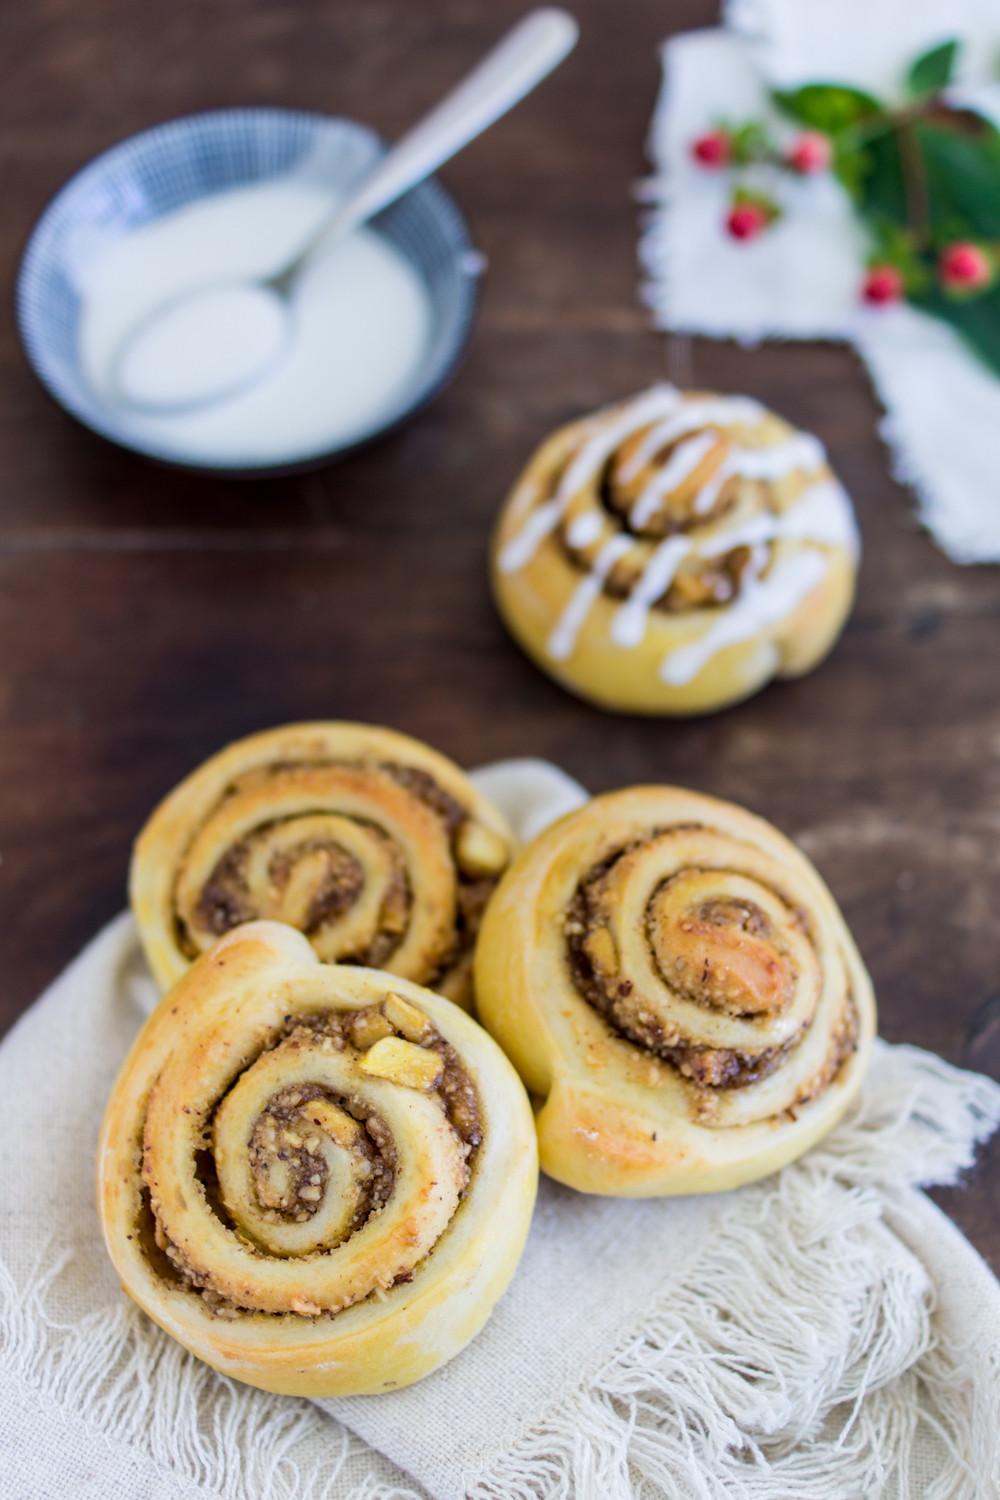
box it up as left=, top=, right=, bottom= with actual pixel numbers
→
left=115, top=7, right=579, bottom=413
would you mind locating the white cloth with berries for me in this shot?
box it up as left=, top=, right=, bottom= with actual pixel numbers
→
left=641, top=0, right=1000, bottom=562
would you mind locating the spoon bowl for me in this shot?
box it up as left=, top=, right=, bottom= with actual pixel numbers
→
left=116, top=283, right=291, bottom=412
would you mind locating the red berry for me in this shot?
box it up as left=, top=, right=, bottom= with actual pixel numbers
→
left=691, top=130, right=731, bottom=168
left=938, top=241, right=993, bottom=291
left=726, top=202, right=769, bottom=240
left=862, top=264, right=904, bottom=305
left=786, top=131, right=832, bottom=175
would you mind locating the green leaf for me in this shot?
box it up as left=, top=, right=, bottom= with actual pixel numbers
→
left=772, top=83, right=884, bottom=135
left=913, top=282, right=1000, bottom=377
left=731, top=185, right=782, bottom=223
left=728, top=120, right=776, bottom=166
left=832, top=142, right=870, bottom=201
left=906, top=39, right=959, bottom=99
left=852, top=130, right=909, bottom=230
left=916, top=119, right=1000, bottom=239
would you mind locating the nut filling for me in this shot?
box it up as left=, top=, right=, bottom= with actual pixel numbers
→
left=172, top=757, right=510, bottom=1005
left=142, top=994, right=482, bottom=1320
left=564, top=833, right=858, bottom=1121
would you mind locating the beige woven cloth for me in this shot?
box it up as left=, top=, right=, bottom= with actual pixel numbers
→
left=2, top=759, right=1000, bottom=1500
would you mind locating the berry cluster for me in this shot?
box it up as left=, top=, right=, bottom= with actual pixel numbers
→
left=862, top=244, right=995, bottom=305
left=691, top=122, right=998, bottom=310
left=682, top=42, right=1000, bottom=374
left=692, top=125, right=831, bottom=186
left=690, top=124, right=832, bottom=244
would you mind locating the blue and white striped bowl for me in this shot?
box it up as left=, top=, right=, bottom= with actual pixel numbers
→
left=16, top=108, right=481, bottom=475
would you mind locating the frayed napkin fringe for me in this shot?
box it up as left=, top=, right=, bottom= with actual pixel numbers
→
left=0, top=1253, right=420, bottom=1500
left=466, top=1042, right=1000, bottom=1500
left=0, top=1044, right=997, bottom=1499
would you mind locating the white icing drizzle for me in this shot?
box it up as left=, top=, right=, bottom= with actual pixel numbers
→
left=659, top=548, right=829, bottom=686
left=497, top=384, right=680, bottom=574
left=502, top=390, right=828, bottom=576
left=698, top=478, right=859, bottom=560
left=555, top=384, right=681, bottom=511
left=500, top=386, right=858, bottom=682
left=618, top=396, right=767, bottom=485
left=693, top=470, right=727, bottom=515
left=611, top=536, right=693, bottom=648
left=692, top=433, right=827, bottom=516
left=565, top=510, right=604, bottom=549
left=779, top=478, right=861, bottom=562
left=507, top=477, right=538, bottom=518
left=497, top=499, right=562, bottom=574
left=731, top=432, right=826, bottom=480
left=547, top=536, right=633, bottom=661
left=609, top=480, right=856, bottom=654
left=502, top=387, right=785, bottom=575
left=629, top=430, right=719, bottom=531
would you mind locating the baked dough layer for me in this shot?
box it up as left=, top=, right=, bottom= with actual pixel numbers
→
left=98, top=921, right=538, bottom=1397
left=474, top=786, right=875, bottom=1196
left=492, top=384, right=859, bottom=715
left=130, top=721, right=516, bottom=1008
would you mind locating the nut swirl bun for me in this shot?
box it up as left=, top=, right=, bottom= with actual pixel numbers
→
left=98, top=921, right=538, bottom=1397
left=131, top=722, right=516, bottom=1010
left=492, top=384, right=859, bottom=715
left=474, top=787, right=875, bottom=1196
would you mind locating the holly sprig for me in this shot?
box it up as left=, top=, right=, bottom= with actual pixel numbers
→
left=690, top=39, right=1000, bottom=377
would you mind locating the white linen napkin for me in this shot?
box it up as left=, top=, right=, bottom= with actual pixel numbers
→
left=2, top=758, right=999, bottom=1499
left=641, top=0, right=1000, bottom=562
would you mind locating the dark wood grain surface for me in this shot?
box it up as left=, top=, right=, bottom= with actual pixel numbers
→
left=1, top=0, right=998, bottom=1263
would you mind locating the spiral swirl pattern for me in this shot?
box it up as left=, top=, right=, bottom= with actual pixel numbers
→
left=131, top=723, right=516, bottom=1007
left=98, top=922, right=537, bottom=1396
left=567, top=827, right=856, bottom=1128
left=492, top=384, right=859, bottom=715
left=475, top=786, right=875, bottom=1196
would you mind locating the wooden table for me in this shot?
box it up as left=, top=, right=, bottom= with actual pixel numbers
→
left=1, top=0, right=997, bottom=1264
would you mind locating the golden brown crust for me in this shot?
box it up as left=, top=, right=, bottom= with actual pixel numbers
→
left=130, top=722, right=517, bottom=1007
left=474, top=786, right=876, bottom=1196
left=97, top=921, right=538, bottom=1397
left=491, top=386, right=859, bottom=716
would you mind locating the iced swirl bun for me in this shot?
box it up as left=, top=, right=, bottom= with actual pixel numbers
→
left=130, top=723, right=516, bottom=1009
left=492, top=384, right=859, bottom=715
left=98, top=921, right=537, bottom=1397
left=474, top=786, right=875, bottom=1195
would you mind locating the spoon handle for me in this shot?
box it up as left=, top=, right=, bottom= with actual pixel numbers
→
left=310, top=8, right=578, bottom=252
